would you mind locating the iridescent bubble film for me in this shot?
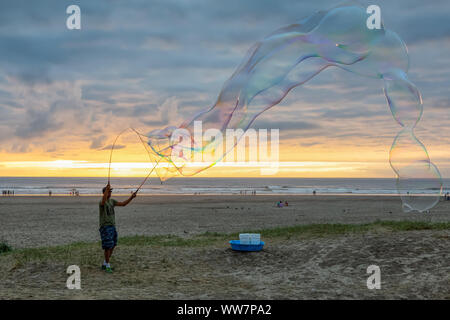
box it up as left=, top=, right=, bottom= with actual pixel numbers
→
left=116, top=2, right=442, bottom=212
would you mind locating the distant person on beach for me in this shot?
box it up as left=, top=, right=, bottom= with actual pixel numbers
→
left=277, top=201, right=283, bottom=208
left=313, top=190, right=316, bottom=195
left=49, top=190, right=52, bottom=197
left=99, top=183, right=137, bottom=273
left=284, top=201, right=288, bottom=207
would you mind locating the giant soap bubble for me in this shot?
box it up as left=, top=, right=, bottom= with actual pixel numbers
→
left=114, top=2, right=442, bottom=212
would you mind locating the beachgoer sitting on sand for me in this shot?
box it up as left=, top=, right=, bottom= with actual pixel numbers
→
left=99, top=183, right=136, bottom=273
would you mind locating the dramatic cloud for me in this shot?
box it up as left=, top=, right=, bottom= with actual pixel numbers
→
left=0, top=0, right=448, bottom=176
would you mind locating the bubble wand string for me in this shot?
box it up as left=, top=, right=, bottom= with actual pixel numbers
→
left=107, top=127, right=129, bottom=185
left=107, top=127, right=162, bottom=193
left=130, top=127, right=162, bottom=192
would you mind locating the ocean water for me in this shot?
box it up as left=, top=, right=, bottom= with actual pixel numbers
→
left=0, top=177, right=447, bottom=196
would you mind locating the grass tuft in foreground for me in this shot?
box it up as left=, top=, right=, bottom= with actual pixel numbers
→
left=0, top=241, right=12, bottom=254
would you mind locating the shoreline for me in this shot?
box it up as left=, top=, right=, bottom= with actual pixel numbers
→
left=0, top=193, right=438, bottom=197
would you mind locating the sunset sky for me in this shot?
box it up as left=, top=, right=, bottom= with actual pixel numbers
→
left=0, top=0, right=449, bottom=178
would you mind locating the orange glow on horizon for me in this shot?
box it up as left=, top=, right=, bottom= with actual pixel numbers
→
left=0, top=137, right=404, bottom=178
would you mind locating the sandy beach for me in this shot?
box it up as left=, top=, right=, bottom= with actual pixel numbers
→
left=0, top=195, right=449, bottom=249
left=0, top=195, right=449, bottom=299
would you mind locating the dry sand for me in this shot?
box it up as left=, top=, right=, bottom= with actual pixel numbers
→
left=0, top=195, right=449, bottom=249
left=0, top=195, right=449, bottom=299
